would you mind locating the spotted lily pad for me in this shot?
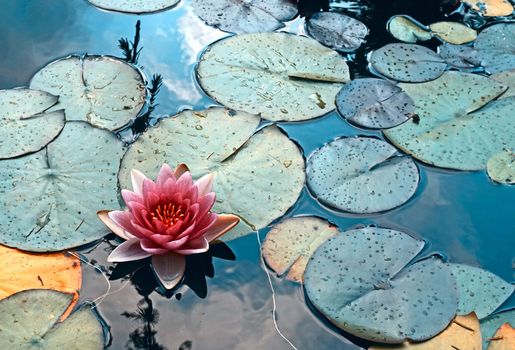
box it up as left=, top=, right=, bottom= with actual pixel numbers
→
left=481, top=310, right=515, bottom=350
left=119, top=108, right=305, bottom=240
left=429, top=21, right=477, bottom=44
left=30, top=55, right=146, bottom=131
left=474, top=23, right=515, bottom=74
left=305, top=12, right=368, bottom=52
left=335, top=78, right=415, bottom=129
left=369, top=43, right=447, bottom=82
left=0, top=89, right=64, bottom=159
left=306, top=137, right=419, bottom=213
left=437, top=43, right=481, bottom=69
left=487, top=151, right=515, bottom=184
left=450, top=263, right=514, bottom=319
left=0, top=122, right=125, bottom=251
left=304, top=227, right=458, bottom=343
left=262, top=217, right=338, bottom=282
left=488, top=323, right=515, bottom=349
left=384, top=72, right=511, bottom=170
left=191, top=0, right=297, bottom=34
left=87, top=0, right=179, bottom=13
left=196, top=32, right=350, bottom=122
left=463, top=0, right=514, bottom=17
left=492, top=70, right=515, bottom=99
left=387, top=15, right=431, bottom=43
left=0, top=289, right=105, bottom=349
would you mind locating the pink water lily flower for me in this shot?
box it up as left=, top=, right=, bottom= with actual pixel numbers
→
left=98, top=163, right=239, bottom=289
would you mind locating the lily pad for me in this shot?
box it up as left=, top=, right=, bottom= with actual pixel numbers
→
left=191, top=0, right=297, bottom=34
left=87, top=0, right=179, bottom=13
left=488, top=323, right=515, bottom=349
left=387, top=15, right=431, bottom=43
left=429, top=21, right=477, bottom=45
left=369, top=43, right=447, bottom=82
left=304, top=227, right=458, bottom=343
left=196, top=32, right=350, bottom=122
left=481, top=310, right=515, bottom=350
left=335, top=78, right=415, bottom=129
left=438, top=43, right=481, bottom=69
left=475, top=23, right=515, bottom=74
left=384, top=71, right=511, bottom=170
left=0, top=89, right=64, bottom=159
left=487, top=151, right=515, bottom=184
left=119, top=108, right=305, bottom=240
left=0, top=289, right=105, bottom=349
left=262, top=217, right=338, bottom=283
left=0, top=121, right=125, bottom=251
left=30, top=55, right=146, bottom=131
left=450, top=263, right=514, bottom=319
left=463, top=0, right=514, bottom=17
left=492, top=70, right=515, bottom=99
left=305, top=12, right=368, bottom=52
left=306, top=137, right=419, bottom=213
left=370, top=313, right=482, bottom=349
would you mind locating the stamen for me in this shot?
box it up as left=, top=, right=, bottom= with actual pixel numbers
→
left=150, top=203, right=185, bottom=226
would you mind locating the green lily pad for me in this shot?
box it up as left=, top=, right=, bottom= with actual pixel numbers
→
left=306, top=137, right=419, bottom=213
left=305, top=12, right=368, bottom=52
left=119, top=108, right=305, bottom=240
left=0, top=89, right=64, bottom=159
left=196, top=32, right=350, bottom=122
left=387, top=15, right=431, bottom=43
left=191, top=0, right=297, bottom=34
left=487, top=151, right=515, bottom=184
left=369, top=43, right=447, bottom=82
left=0, top=121, right=125, bottom=251
left=481, top=310, right=515, bottom=350
left=384, top=71, right=511, bottom=170
left=304, top=227, right=458, bottom=343
left=429, top=21, right=477, bottom=45
left=87, top=0, right=179, bottom=13
left=450, top=263, right=515, bottom=319
left=335, top=78, right=415, bottom=129
left=475, top=23, right=515, bottom=74
left=30, top=55, right=146, bottom=131
left=0, top=289, right=105, bottom=349
left=492, top=70, right=515, bottom=99
left=262, top=216, right=338, bottom=283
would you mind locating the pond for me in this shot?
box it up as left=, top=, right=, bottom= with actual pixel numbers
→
left=0, top=0, right=513, bottom=349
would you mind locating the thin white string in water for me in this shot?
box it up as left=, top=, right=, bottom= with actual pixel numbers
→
left=254, top=231, right=299, bottom=350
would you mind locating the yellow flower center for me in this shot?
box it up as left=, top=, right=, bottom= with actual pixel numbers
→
left=151, top=203, right=185, bottom=226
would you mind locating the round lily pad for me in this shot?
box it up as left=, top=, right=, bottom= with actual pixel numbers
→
left=0, top=121, right=125, bottom=251
left=119, top=108, right=305, bottom=240
left=368, top=43, right=447, bottom=82
left=475, top=23, right=515, bottom=74
left=30, top=55, right=146, bottom=131
left=487, top=151, right=515, bottom=184
left=429, top=21, right=477, bottom=45
left=306, top=137, right=419, bottom=213
left=450, top=263, right=515, bottom=319
left=262, top=216, right=338, bottom=283
left=196, top=32, right=350, bottom=122
left=0, top=289, right=105, bottom=349
left=387, top=15, right=431, bottom=43
left=463, top=0, right=514, bottom=17
left=384, top=71, right=511, bottom=170
left=335, top=78, right=415, bottom=129
left=304, top=227, right=458, bottom=343
left=305, top=12, right=368, bottom=52
left=481, top=310, right=515, bottom=350
left=191, top=0, right=297, bottom=34
left=0, top=89, right=64, bottom=159
left=87, top=0, right=179, bottom=13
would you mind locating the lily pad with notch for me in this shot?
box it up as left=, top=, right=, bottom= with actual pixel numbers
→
left=387, top=15, right=431, bottom=44
left=87, top=0, right=179, bottom=14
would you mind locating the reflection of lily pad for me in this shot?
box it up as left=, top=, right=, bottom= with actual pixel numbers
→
left=481, top=310, right=515, bottom=350
left=191, top=0, right=297, bottom=34
left=335, top=78, right=415, bottom=129
left=369, top=43, right=447, bottom=82
left=30, top=55, right=146, bottom=131
left=429, top=21, right=477, bottom=44
left=487, top=151, right=515, bottom=184
left=196, top=32, right=350, bottom=122
left=387, top=15, right=431, bottom=43
left=304, top=227, right=458, bottom=343
left=463, top=0, right=514, bottom=17
left=119, top=108, right=305, bottom=240
left=384, top=72, right=511, bottom=170
left=306, top=137, right=419, bottom=213
left=262, top=217, right=337, bottom=283
left=0, top=289, right=105, bottom=349
left=0, top=122, right=125, bottom=251
left=450, top=263, right=514, bottom=319
left=87, top=0, right=179, bottom=14
left=0, top=89, right=64, bottom=159
left=306, top=12, right=368, bottom=52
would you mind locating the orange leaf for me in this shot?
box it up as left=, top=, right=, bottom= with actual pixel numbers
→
left=0, top=245, right=82, bottom=320
left=487, top=323, right=515, bottom=350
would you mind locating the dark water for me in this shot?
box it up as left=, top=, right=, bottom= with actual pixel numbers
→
left=0, top=1, right=513, bottom=349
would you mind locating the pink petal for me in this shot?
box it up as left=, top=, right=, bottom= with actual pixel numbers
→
left=121, top=189, right=143, bottom=206
left=174, top=164, right=189, bottom=178
left=130, top=169, right=148, bottom=195
left=188, top=212, right=218, bottom=240
left=107, top=238, right=151, bottom=262
left=162, top=234, right=190, bottom=250
left=156, top=164, right=175, bottom=186
left=204, top=214, right=240, bottom=242
left=175, top=237, right=209, bottom=255
left=97, top=210, right=134, bottom=240
left=152, top=252, right=185, bottom=289
left=108, top=211, right=140, bottom=237
left=140, top=239, right=169, bottom=255
left=194, top=173, right=214, bottom=197
left=175, top=171, right=193, bottom=194
left=194, top=193, right=215, bottom=221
